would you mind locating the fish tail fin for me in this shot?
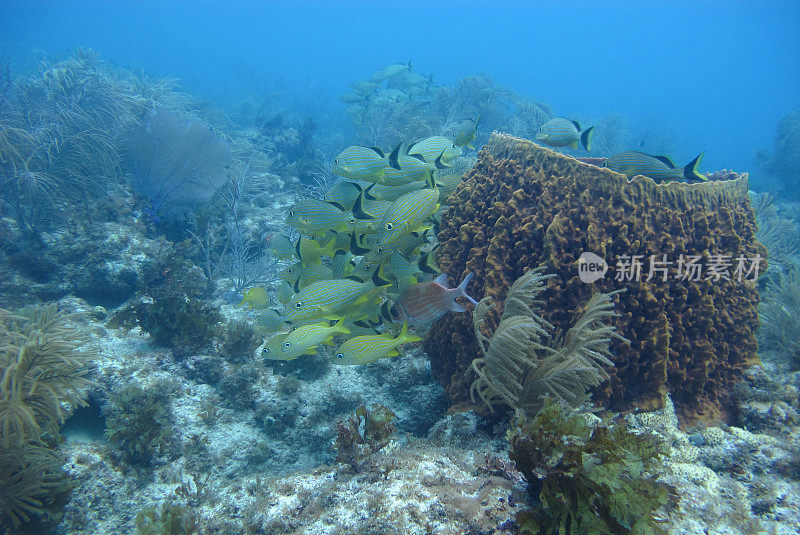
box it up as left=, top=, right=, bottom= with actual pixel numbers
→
left=425, top=170, right=437, bottom=190
left=581, top=126, right=595, bottom=151
left=371, top=264, right=392, bottom=288
left=457, top=272, right=479, bottom=306
left=349, top=181, right=378, bottom=201
left=397, top=322, right=423, bottom=344
left=684, top=152, right=707, bottom=182
left=388, top=142, right=402, bottom=170
left=434, top=151, right=451, bottom=169
left=381, top=300, right=396, bottom=323
left=349, top=232, right=371, bottom=255
left=332, top=318, right=351, bottom=335
left=352, top=192, right=376, bottom=220
left=417, top=247, right=441, bottom=275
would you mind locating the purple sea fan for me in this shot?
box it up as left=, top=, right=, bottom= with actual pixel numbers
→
left=124, top=108, right=230, bottom=218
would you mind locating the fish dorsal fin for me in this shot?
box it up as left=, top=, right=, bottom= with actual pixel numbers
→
left=352, top=191, right=376, bottom=220
left=409, top=153, right=426, bottom=163
left=349, top=232, right=371, bottom=255
left=345, top=275, right=364, bottom=283
left=434, top=273, right=449, bottom=287
left=293, top=277, right=301, bottom=293
left=294, top=237, right=303, bottom=262
left=367, top=146, right=385, bottom=158
left=363, top=182, right=377, bottom=201
left=372, top=265, right=391, bottom=287
left=381, top=301, right=395, bottom=322
left=635, top=151, right=676, bottom=168
left=650, top=154, right=677, bottom=168
left=570, top=120, right=581, bottom=131
left=326, top=200, right=346, bottom=211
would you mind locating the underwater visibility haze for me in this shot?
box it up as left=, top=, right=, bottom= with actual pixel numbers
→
left=0, top=1, right=799, bottom=534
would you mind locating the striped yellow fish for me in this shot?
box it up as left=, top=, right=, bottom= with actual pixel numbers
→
left=369, top=180, right=426, bottom=202
left=382, top=152, right=448, bottom=185
left=287, top=198, right=355, bottom=234
left=332, top=145, right=400, bottom=182
left=255, top=308, right=287, bottom=334
left=536, top=118, right=595, bottom=151
left=332, top=322, right=422, bottom=365
left=295, top=236, right=338, bottom=265
left=239, top=287, right=271, bottom=309
left=454, top=115, right=479, bottom=149
left=279, top=262, right=333, bottom=291
left=284, top=268, right=391, bottom=321
left=267, top=234, right=296, bottom=260
left=263, top=319, right=350, bottom=360
left=407, top=136, right=462, bottom=164
left=324, top=180, right=364, bottom=210
left=603, top=151, right=707, bottom=183
left=375, top=184, right=440, bottom=247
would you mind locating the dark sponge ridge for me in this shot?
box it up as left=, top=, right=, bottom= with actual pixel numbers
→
left=425, top=133, right=766, bottom=425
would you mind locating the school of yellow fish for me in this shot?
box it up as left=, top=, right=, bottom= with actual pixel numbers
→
left=242, top=123, right=480, bottom=366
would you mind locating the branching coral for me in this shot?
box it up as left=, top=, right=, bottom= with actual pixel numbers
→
left=509, top=398, right=674, bottom=535
left=0, top=305, right=94, bottom=528
left=760, top=266, right=800, bottom=368
left=470, top=267, right=624, bottom=414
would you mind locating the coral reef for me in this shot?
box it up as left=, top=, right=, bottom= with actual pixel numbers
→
left=427, top=133, right=766, bottom=423
left=759, top=266, right=800, bottom=368
left=509, top=398, right=675, bottom=534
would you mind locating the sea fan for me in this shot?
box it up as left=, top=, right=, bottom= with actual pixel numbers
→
left=470, top=267, right=625, bottom=413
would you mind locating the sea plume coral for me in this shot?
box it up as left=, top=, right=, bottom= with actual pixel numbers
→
left=0, top=305, right=95, bottom=447
left=760, top=266, right=800, bottom=368
left=0, top=305, right=94, bottom=529
left=470, top=267, right=624, bottom=414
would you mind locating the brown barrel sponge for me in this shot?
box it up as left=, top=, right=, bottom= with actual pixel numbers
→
left=425, top=133, right=766, bottom=425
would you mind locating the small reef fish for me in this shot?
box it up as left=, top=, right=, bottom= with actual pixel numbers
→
left=239, top=287, right=271, bottom=309
left=603, top=151, right=708, bottom=183
left=407, top=136, right=462, bottom=165
left=369, top=62, right=412, bottom=83
left=284, top=269, right=391, bottom=321
left=287, top=198, right=355, bottom=234
left=332, top=322, right=422, bottom=365
left=264, top=319, right=351, bottom=360
left=280, top=262, right=333, bottom=291
left=395, top=272, right=479, bottom=326
left=375, top=181, right=440, bottom=247
left=324, top=181, right=364, bottom=211
left=454, top=115, right=480, bottom=149
left=382, top=152, right=447, bottom=185
left=267, top=234, right=297, bottom=260
left=333, top=145, right=400, bottom=182
left=369, top=180, right=426, bottom=202
left=536, top=118, right=595, bottom=151
left=276, top=281, right=295, bottom=304
left=255, top=308, right=287, bottom=333
left=295, top=236, right=339, bottom=264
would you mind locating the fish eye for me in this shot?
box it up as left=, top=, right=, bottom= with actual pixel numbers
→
left=386, top=223, right=393, bottom=230
left=284, top=342, right=291, bottom=348
left=336, top=353, right=344, bottom=359
left=364, top=264, right=371, bottom=270
left=377, top=247, right=383, bottom=254
left=263, top=348, right=269, bottom=354
left=350, top=218, right=355, bottom=224
left=289, top=210, right=295, bottom=217
left=295, top=302, right=303, bottom=309
left=287, top=268, right=293, bottom=274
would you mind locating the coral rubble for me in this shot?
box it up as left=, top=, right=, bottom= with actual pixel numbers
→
left=426, top=133, right=766, bottom=423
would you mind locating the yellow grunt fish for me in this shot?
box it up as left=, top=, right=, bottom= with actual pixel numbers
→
left=332, top=322, right=422, bottom=365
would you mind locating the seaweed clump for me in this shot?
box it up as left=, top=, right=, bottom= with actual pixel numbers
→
left=333, top=404, right=396, bottom=472
left=509, top=399, right=674, bottom=535
left=470, top=266, right=625, bottom=414
left=105, top=381, right=175, bottom=467
left=109, top=242, right=221, bottom=355
left=0, top=305, right=95, bottom=529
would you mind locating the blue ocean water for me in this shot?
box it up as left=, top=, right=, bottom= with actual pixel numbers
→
left=2, top=1, right=798, bottom=174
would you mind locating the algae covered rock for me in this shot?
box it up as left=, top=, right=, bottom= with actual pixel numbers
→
left=426, top=133, right=766, bottom=423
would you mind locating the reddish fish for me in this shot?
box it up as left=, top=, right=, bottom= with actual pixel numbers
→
left=396, top=273, right=479, bottom=326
